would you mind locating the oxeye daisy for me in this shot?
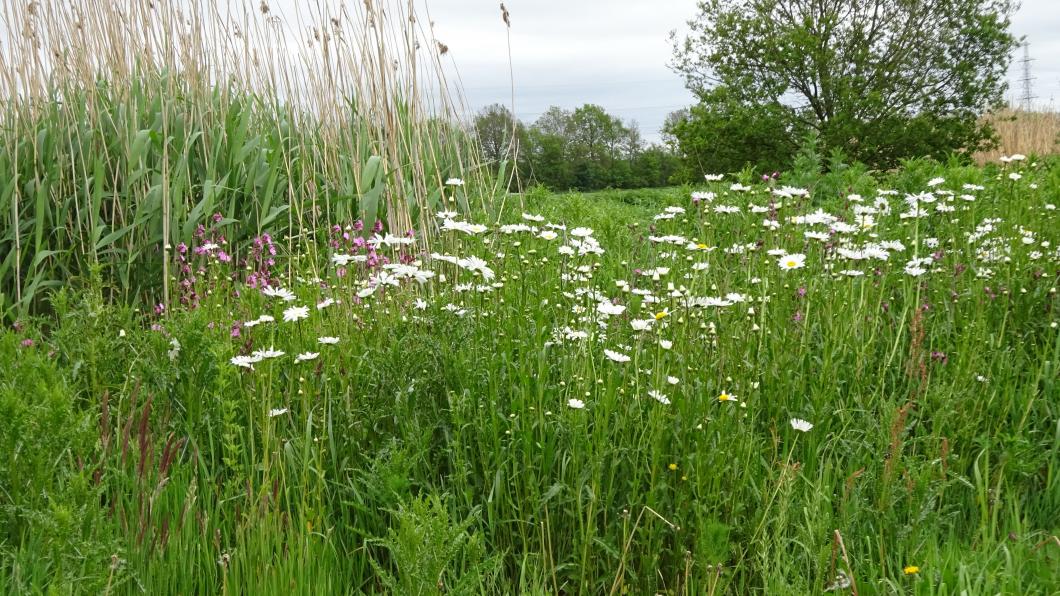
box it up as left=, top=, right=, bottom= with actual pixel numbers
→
left=718, top=391, right=737, bottom=402
left=778, top=253, right=806, bottom=270
left=283, top=305, right=310, bottom=322
left=295, top=352, right=319, bottom=363
left=317, top=336, right=340, bottom=345
left=649, top=390, right=671, bottom=405
left=252, top=347, right=285, bottom=360
left=604, top=349, right=631, bottom=363
left=230, top=354, right=262, bottom=369
left=262, top=285, right=297, bottom=302
left=789, top=418, right=814, bottom=432
left=567, top=398, right=585, bottom=409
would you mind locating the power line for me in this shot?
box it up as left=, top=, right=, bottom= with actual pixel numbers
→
left=1019, top=40, right=1036, bottom=109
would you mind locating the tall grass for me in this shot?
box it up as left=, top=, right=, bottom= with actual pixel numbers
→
left=2, top=162, right=1058, bottom=593
left=0, top=0, right=495, bottom=320
left=975, top=108, right=1060, bottom=164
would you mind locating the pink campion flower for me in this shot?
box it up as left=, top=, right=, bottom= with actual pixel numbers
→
left=353, top=220, right=364, bottom=232
left=792, top=311, right=803, bottom=323
left=797, top=287, right=807, bottom=297
left=213, top=212, right=224, bottom=223
left=20, top=338, right=34, bottom=348
left=230, top=322, right=242, bottom=338
left=155, top=303, right=166, bottom=315
left=373, top=220, right=384, bottom=233
left=930, top=351, right=948, bottom=364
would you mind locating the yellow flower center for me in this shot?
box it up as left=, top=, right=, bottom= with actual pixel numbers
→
left=654, top=311, right=668, bottom=320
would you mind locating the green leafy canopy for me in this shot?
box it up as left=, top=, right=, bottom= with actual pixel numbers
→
left=669, top=0, right=1020, bottom=169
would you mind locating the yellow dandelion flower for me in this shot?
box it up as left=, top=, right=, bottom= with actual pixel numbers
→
left=654, top=310, right=669, bottom=320
left=903, top=566, right=919, bottom=575
left=668, top=463, right=678, bottom=471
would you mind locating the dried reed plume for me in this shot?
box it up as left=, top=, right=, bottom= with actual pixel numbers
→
left=0, top=0, right=490, bottom=315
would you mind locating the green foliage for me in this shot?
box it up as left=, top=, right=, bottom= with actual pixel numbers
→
left=671, top=0, right=1020, bottom=171
left=369, top=495, right=499, bottom=594
left=0, top=330, right=111, bottom=593
left=664, top=86, right=799, bottom=175
left=475, top=104, right=683, bottom=192
left=2, top=158, right=1059, bottom=593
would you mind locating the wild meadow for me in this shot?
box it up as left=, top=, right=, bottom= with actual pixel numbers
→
left=3, top=156, right=1059, bottom=593
left=1, top=0, right=1059, bottom=594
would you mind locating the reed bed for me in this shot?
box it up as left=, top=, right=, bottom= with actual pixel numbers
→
left=0, top=0, right=495, bottom=320
left=975, top=108, right=1060, bottom=164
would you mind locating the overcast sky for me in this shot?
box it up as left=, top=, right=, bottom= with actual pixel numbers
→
left=424, top=0, right=1060, bottom=143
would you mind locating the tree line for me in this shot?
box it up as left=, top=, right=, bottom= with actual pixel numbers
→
left=474, top=103, right=683, bottom=191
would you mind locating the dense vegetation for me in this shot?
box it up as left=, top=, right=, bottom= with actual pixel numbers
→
left=668, top=0, right=1020, bottom=173
left=3, top=1, right=1059, bottom=594
left=0, top=0, right=490, bottom=322
left=3, top=156, right=1058, bottom=593
left=475, top=103, right=683, bottom=191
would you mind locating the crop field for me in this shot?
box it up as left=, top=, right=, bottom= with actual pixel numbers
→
left=3, top=162, right=1059, bottom=593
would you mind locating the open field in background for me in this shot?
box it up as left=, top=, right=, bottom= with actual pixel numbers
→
left=2, top=158, right=1059, bottom=593
left=975, top=108, right=1060, bottom=164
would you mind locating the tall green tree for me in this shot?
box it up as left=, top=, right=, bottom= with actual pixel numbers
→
left=473, top=104, right=526, bottom=188
left=671, top=0, right=1019, bottom=168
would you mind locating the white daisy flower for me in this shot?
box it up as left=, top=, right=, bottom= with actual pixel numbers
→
left=778, top=253, right=806, bottom=270
left=262, top=286, right=297, bottom=302
left=283, top=305, right=310, bottom=322
left=295, top=352, right=319, bottom=363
